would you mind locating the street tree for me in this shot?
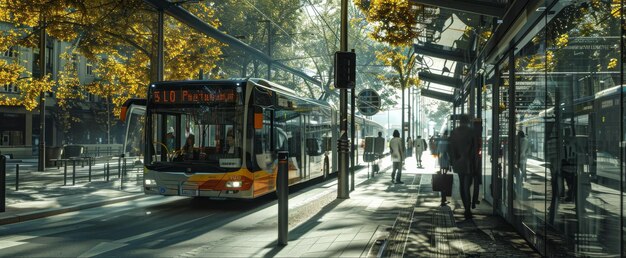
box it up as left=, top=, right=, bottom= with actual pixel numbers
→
left=0, top=0, right=223, bottom=117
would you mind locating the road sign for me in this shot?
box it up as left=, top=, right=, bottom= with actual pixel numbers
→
left=357, top=89, right=381, bottom=116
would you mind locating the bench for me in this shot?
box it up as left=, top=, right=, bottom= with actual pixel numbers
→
left=50, top=145, right=94, bottom=169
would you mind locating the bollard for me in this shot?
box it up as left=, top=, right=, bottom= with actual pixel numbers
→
left=103, top=163, right=106, bottom=181
left=120, top=171, right=124, bottom=190
left=323, top=155, right=329, bottom=180
left=0, top=155, right=5, bottom=212
left=106, top=162, right=110, bottom=182
left=72, top=160, right=76, bottom=186
left=122, top=157, right=127, bottom=175
left=64, top=161, right=68, bottom=186
left=15, top=164, right=19, bottom=191
left=118, top=157, right=121, bottom=178
left=88, top=159, right=92, bottom=182
left=120, top=162, right=124, bottom=191
left=277, top=151, right=289, bottom=246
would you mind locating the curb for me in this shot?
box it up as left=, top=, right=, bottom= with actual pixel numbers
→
left=0, top=193, right=146, bottom=226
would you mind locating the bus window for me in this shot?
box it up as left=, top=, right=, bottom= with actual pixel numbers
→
left=148, top=102, right=244, bottom=171
left=124, top=106, right=145, bottom=158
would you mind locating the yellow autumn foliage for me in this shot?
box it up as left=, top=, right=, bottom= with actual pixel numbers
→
left=375, top=47, right=420, bottom=90
left=0, top=0, right=224, bottom=115
left=354, top=0, right=422, bottom=46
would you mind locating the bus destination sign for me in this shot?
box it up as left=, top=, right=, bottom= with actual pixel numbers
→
left=152, top=89, right=237, bottom=104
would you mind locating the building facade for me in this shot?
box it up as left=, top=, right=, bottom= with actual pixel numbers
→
left=0, top=22, right=119, bottom=158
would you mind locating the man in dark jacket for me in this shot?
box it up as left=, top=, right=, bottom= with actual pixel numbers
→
left=448, top=114, right=478, bottom=219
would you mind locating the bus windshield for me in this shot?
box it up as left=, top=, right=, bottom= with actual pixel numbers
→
left=147, top=102, right=244, bottom=172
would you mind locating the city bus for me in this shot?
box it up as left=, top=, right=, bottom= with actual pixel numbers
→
left=122, top=79, right=383, bottom=199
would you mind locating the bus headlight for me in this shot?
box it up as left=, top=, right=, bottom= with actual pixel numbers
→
left=226, top=181, right=242, bottom=188
left=145, top=179, right=157, bottom=186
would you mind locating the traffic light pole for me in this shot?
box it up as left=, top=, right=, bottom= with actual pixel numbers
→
left=338, top=0, right=349, bottom=199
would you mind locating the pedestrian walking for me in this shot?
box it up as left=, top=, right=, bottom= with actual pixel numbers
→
left=414, top=136, right=427, bottom=167
left=389, top=130, right=405, bottom=184
left=448, top=115, right=478, bottom=219
left=437, top=130, right=450, bottom=205
left=437, top=131, right=450, bottom=173
left=406, top=137, right=414, bottom=158
left=516, top=130, right=530, bottom=199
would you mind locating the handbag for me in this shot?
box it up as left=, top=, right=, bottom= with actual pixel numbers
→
left=432, top=173, right=453, bottom=196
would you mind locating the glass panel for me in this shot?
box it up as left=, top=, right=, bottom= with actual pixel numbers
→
left=545, top=0, right=622, bottom=255
left=514, top=15, right=548, bottom=247
left=483, top=66, right=495, bottom=204
left=498, top=58, right=511, bottom=217
left=148, top=103, right=244, bottom=172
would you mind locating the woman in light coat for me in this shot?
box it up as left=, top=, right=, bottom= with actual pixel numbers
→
left=389, top=130, right=405, bottom=184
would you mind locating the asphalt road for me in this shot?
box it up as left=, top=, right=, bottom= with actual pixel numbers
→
left=0, top=194, right=288, bottom=257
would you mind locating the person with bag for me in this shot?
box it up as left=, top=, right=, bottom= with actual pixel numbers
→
left=448, top=115, right=478, bottom=219
left=414, top=136, right=427, bottom=168
left=389, top=129, right=405, bottom=184
left=436, top=130, right=451, bottom=205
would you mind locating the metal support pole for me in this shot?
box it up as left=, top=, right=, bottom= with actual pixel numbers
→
left=15, top=164, right=19, bottom=191
left=37, top=16, right=46, bottom=172
left=118, top=157, right=121, bottom=178
left=0, top=155, right=5, bottom=212
left=88, top=159, right=92, bottom=182
left=106, top=162, right=110, bottom=182
left=338, top=0, right=350, bottom=199
left=408, top=87, right=411, bottom=139
left=401, top=87, right=405, bottom=143
left=72, top=161, right=76, bottom=185
left=277, top=151, right=289, bottom=246
left=350, top=85, right=355, bottom=191
left=63, top=161, right=67, bottom=185
left=157, top=9, right=164, bottom=82
left=492, top=67, right=500, bottom=215
left=120, top=164, right=124, bottom=190
left=267, top=22, right=272, bottom=80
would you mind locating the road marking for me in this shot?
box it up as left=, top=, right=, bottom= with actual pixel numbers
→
left=77, top=213, right=215, bottom=257
left=78, top=242, right=128, bottom=258
left=0, top=240, right=27, bottom=249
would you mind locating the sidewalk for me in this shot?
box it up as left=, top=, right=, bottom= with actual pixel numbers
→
left=262, top=155, right=540, bottom=257
left=1, top=158, right=144, bottom=225
left=178, top=155, right=541, bottom=257
left=0, top=155, right=540, bottom=257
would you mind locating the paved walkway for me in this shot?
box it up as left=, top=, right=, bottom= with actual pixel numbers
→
left=0, top=155, right=541, bottom=257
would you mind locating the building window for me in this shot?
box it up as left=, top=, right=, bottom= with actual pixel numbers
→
left=2, top=47, right=16, bottom=58
left=2, top=83, right=18, bottom=93
left=86, top=63, right=93, bottom=75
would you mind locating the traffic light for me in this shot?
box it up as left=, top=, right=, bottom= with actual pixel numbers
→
left=334, top=51, right=356, bottom=89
